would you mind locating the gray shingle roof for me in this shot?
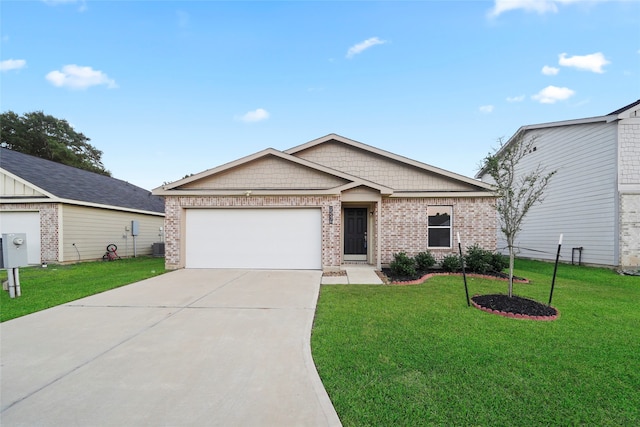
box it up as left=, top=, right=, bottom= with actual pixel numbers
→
left=0, top=147, right=164, bottom=214
left=607, top=99, right=640, bottom=116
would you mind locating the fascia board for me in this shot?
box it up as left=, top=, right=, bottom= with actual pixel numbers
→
left=57, top=198, right=165, bottom=216
left=152, top=188, right=343, bottom=197
left=335, top=180, right=394, bottom=196
left=0, top=197, right=165, bottom=216
left=389, top=191, right=497, bottom=198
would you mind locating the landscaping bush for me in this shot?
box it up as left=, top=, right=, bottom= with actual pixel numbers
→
left=464, top=244, right=493, bottom=274
left=441, top=254, right=461, bottom=272
left=414, top=251, right=436, bottom=271
left=390, top=252, right=417, bottom=277
left=490, top=252, right=509, bottom=272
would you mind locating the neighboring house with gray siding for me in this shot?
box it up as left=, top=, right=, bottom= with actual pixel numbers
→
left=0, top=148, right=165, bottom=265
left=477, top=100, right=640, bottom=269
left=153, top=134, right=497, bottom=271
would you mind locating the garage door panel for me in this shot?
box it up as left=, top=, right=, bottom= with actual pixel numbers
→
left=185, top=209, right=321, bottom=269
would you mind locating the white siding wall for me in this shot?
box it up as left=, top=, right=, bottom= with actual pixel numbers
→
left=61, top=205, right=164, bottom=262
left=484, top=122, right=618, bottom=266
left=0, top=173, right=45, bottom=197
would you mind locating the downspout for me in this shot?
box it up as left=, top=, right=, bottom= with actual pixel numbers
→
left=376, top=196, right=382, bottom=270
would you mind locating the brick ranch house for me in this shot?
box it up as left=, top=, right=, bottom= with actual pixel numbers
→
left=152, top=134, right=497, bottom=271
left=0, top=147, right=165, bottom=265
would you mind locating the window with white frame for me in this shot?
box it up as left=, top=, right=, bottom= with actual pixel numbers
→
left=428, top=206, right=452, bottom=248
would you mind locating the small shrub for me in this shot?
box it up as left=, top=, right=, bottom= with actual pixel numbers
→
left=390, top=252, right=417, bottom=277
left=464, top=244, right=493, bottom=274
left=490, top=252, right=509, bottom=272
left=441, top=254, right=461, bottom=272
left=414, top=251, right=436, bottom=271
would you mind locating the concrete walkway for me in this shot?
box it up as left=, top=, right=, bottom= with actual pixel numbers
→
left=0, top=269, right=342, bottom=427
left=321, top=265, right=384, bottom=285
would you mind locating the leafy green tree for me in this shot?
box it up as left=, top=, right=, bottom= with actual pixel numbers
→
left=1, top=110, right=110, bottom=176
left=481, top=133, right=556, bottom=297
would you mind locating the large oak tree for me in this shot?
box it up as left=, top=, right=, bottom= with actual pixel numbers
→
left=1, top=111, right=110, bottom=176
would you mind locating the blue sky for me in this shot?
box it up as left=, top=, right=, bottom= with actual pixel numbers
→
left=2, top=0, right=639, bottom=190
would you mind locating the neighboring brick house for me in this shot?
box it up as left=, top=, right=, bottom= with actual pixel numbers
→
left=153, top=134, right=496, bottom=270
left=0, top=148, right=165, bottom=264
left=477, top=100, right=640, bottom=269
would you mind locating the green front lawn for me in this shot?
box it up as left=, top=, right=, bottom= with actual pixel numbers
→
left=0, top=257, right=166, bottom=322
left=311, top=259, right=640, bottom=426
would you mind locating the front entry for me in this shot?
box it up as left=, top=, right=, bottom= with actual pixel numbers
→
left=344, top=208, right=367, bottom=261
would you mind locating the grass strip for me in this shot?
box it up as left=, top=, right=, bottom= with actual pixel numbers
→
left=1, top=257, right=165, bottom=322
left=312, top=259, right=640, bottom=426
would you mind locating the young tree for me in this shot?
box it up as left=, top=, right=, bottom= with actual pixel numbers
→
left=1, top=110, right=110, bottom=176
left=482, top=133, right=556, bottom=297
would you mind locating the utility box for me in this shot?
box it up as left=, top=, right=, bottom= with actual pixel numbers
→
left=131, top=220, right=140, bottom=236
left=2, top=233, right=28, bottom=268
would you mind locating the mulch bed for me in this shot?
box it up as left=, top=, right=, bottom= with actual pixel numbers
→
left=379, top=269, right=556, bottom=320
left=380, top=268, right=529, bottom=285
left=471, top=294, right=558, bottom=321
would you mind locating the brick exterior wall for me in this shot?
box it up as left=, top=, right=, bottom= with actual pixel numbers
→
left=380, top=197, right=497, bottom=264
left=0, top=203, right=59, bottom=263
left=620, top=194, right=640, bottom=268
left=618, top=119, right=639, bottom=268
left=165, top=195, right=496, bottom=270
left=164, top=195, right=342, bottom=269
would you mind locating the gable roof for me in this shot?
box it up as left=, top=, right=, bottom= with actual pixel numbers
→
left=607, top=99, right=640, bottom=116
left=154, top=147, right=395, bottom=196
left=286, top=134, right=493, bottom=191
left=0, top=147, right=164, bottom=214
left=153, top=134, right=493, bottom=197
left=475, top=99, right=640, bottom=178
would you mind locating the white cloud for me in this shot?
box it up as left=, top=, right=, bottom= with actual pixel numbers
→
left=531, top=85, right=575, bottom=104
left=346, top=37, right=387, bottom=59
left=42, top=0, right=87, bottom=12
left=542, top=65, right=559, bottom=75
left=45, top=64, right=117, bottom=89
left=489, top=0, right=557, bottom=17
left=479, top=105, right=494, bottom=114
left=506, top=95, right=525, bottom=102
left=488, top=0, right=596, bottom=18
left=237, top=108, right=270, bottom=123
left=558, top=52, right=610, bottom=73
left=1, top=59, right=26, bottom=71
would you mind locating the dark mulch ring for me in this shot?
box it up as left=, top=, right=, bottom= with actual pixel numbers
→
left=471, top=294, right=558, bottom=321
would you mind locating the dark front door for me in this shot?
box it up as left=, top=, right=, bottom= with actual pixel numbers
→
left=344, top=208, right=367, bottom=255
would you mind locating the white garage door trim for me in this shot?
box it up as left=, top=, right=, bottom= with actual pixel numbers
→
left=0, top=211, right=41, bottom=265
left=185, top=208, right=322, bottom=269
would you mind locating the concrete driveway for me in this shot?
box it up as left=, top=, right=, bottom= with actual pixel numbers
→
left=0, top=269, right=341, bottom=426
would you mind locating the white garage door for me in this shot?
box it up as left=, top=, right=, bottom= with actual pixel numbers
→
left=185, top=208, right=322, bottom=269
left=0, top=211, right=41, bottom=265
